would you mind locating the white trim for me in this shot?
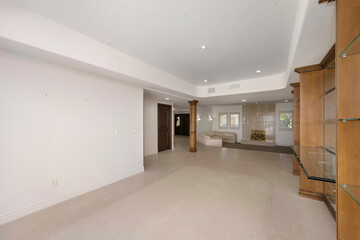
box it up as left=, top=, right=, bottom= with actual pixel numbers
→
left=0, top=167, right=144, bottom=225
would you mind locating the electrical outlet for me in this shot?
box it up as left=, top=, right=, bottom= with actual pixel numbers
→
left=51, top=178, right=58, bottom=187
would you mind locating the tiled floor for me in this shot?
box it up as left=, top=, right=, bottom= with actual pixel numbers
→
left=0, top=136, right=336, bottom=240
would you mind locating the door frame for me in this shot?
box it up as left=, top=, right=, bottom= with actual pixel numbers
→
left=157, top=103, right=172, bottom=152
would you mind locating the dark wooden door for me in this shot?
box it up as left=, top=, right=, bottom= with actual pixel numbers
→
left=158, top=104, right=172, bottom=152
left=175, top=114, right=190, bottom=136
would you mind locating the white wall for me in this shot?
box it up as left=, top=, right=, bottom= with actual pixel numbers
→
left=0, top=49, right=144, bottom=225
left=212, top=105, right=242, bottom=142
left=197, top=105, right=213, bottom=134
left=174, top=107, right=189, bottom=114
left=143, top=98, right=174, bottom=157
left=275, top=102, right=294, bottom=146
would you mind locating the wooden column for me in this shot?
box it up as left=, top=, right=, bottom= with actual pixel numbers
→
left=188, top=100, right=198, bottom=152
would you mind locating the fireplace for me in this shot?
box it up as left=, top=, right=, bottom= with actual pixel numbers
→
left=250, top=130, right=266, bottom=141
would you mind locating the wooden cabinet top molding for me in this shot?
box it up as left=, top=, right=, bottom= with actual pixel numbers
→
left=294, top=44, right=335, bottom=73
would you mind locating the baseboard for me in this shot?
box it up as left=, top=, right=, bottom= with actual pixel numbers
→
left=240, top=140, right=276, bottom=147
left=0, top=167, right=144, bottom=225
left=323, top=194, right=336, bottom=221
left=299, top=189, right=324, bottom=201
left=299, top=190, right=336, bottom=221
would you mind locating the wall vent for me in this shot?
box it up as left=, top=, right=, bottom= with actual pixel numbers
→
left=208, top=88, right=215, bottom=93
left=230, top=84, right=240, bottom=89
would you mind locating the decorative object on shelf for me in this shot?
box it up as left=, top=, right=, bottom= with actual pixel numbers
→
left=250, top=130, right=266, bottom=141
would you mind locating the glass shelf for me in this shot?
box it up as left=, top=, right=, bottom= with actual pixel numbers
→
left=340, top=184, right=360, bottom=206
left=339, top=118, right=360, bottom=122
left=291, top=146, right=336, bottom=183
left=340, top=33, right=360, bottom=58
left=325, top=147, right=336, bottom=155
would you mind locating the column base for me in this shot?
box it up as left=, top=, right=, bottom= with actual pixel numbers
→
left=189, top=147, right=197, bottom=153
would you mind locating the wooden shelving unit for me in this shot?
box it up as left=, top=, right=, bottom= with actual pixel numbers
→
left=336, top=1, right=360, bottom=238
left=291, top=45, right=337, bottom=220
left=323, top=50, right=336, bottom=216
left=290, top=82, right=300, bottom=176
left=289, top=1, right=360, bottom=238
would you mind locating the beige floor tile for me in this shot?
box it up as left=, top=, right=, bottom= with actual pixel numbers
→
left=0, top=136, right=336, bottom=240
left=0, top=206, right=64, bottom=239
left=163, top=200, right=269, bottom=240
left=2, top=216, right=91, bottom=240
left=269, top=211, right=336, bottom=240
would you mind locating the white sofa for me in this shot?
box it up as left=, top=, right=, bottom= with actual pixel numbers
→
left=197, top=131, right=237, bottom=146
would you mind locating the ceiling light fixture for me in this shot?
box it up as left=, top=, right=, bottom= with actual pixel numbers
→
left=285, top=99, right=289, bottom=102
left=165, top=97, right=170, bottom=100
left=256, top=70, right=261, bottom=73
left=201, top=45, right=207, bottom=50
left=242, top=99, right=247, bottom=102
left=204, top=79, right=208, bottom=82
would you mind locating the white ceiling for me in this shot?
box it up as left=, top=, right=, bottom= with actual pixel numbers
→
left=11, top=0, right=298, bottom=86
left=1, top=0, right=335, bottom=107
left=144, top=89, right=192, bottom=108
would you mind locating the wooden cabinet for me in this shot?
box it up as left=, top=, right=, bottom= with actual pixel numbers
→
left=290, top=82, right=300, bottom=176
left=336, top=0, right=360, bottom=239
left=291, top=45, right=336, bottom=219
left=291, top=1, right=360, bottom=238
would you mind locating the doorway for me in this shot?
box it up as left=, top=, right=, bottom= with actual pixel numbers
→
left=175, top=114, right=190, bottom=136
left=158, top=103, right=172, bottom=152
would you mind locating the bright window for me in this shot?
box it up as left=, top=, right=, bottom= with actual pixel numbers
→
left=279, top=111, right=293, bottom=130
left=230, top=113, right=240, bottom=129
left=219, top=113, right=228, bottom=129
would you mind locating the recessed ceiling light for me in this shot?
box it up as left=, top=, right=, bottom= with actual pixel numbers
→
left=256, top=70, right=261, bottom=73
left=201, top=45, right=207, bottom=50
left=204, top=79, right=208, bottom=82
left=285, top=99, right=288, bottom=102
left=242, top=99, right=247, bottom=102
left=165, top=97, right=170, bottom=100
